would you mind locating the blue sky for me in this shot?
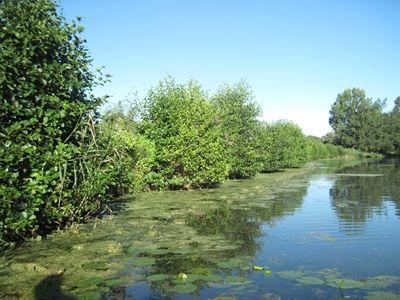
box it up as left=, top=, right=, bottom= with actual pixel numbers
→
left=61, top=0, right=400, bottom=136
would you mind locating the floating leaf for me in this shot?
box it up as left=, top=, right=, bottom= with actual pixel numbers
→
left=327, top=278, right=365, bottom=289
left=253, top=265, right=265, bottom=271
left=82, top=261, right=108, bottom=271
left=276, top=271, right=306, bottom=279
left=146, top=274, right=168, bottom=282
left=131, top=257, right=156, bottom=267
left=203, top=274, right=223, bottom=282
left=78, top=291, right=101, bottom=300
left=296, top=276, right=324, bottom=286
left=75, top=276, right=103, bottom=288
left=226, top=276, right=252, bottom=286
left=174, top=283, right=197, bottom=294
left=363, top=275, right=400, bottom=290
left=366, top=291, right=400, bottom=300
left=104, top=278, right=127, bottom=287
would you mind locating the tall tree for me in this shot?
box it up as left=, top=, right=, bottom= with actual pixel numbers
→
left=329, top=88, right=386, bottom=152
left=388, top=97, right=400, bottom=154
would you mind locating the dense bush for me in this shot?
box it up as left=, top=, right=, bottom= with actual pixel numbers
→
left=212, top=82, right=261, bottom=178
left=0, top=0, right=101, bottom=244
left=140, top=78, right=229, bottom=189
left=0, top=0, right=141, bottom=246
left=95, top=108, right=155, bottom=194
left=267, top=121, right=308, bottom=169
left=257, top=121, right=349, bottom=172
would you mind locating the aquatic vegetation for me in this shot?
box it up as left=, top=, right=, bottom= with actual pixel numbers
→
left=326, top=278, right=365, bottom=289
left=131, top=257, right=156, bottom=267
left=296, top=276, right=325, bottom=286
left=174, top=283, right=198, bottom=293
left=366, top=291, right=400, bottom=300
left=146, top=274, right=169, bottom=282
left=276, top=271, right=307, bottom=280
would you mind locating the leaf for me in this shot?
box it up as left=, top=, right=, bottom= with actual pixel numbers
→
left=253, top=265, right=265, bottom=271
left=146, top=274, right=168, bottom=282
left=174, top=283, right=197, bottom=294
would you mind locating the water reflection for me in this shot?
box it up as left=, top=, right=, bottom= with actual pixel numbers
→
left=329, top=159, right=400, bottom=231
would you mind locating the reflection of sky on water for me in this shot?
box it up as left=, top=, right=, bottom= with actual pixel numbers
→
left=257, top=174, right=400, bottom=277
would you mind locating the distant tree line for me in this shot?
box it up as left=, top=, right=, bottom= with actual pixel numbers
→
left=0, top=0, right=363, bottom=247
left=328, top=88, right=400, bottom=154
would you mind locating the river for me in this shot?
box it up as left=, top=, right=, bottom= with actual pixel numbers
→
left=1, top=158, right=399, bottom=299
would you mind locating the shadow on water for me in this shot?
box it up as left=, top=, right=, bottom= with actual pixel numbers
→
left=34, top=274, right=76, bottom=300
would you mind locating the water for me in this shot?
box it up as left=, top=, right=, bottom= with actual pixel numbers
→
left=1, top=158, right=400, bottom=299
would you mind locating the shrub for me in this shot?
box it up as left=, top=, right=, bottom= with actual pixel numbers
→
left=140, top=77, right=229, bottom=189
left=212, top=81, right=261, bottom=178
left=268, top=121, right=308, bottom=169
left=0, top=0, right=107, bottom=245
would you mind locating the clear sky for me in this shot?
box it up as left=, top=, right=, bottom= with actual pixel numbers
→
left=61, top=0, right=400, bottom=137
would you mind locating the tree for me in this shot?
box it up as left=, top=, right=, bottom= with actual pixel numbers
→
left=387, top=97, right=400, bottom=154
left=212, top=81, right=261, bottom=178
left=140, top=77, right=229, bottom=189
left=329, top=88, right=386, bottom=152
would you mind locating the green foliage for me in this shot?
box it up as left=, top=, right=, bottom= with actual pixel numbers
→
left=96, top=107, right=155, bottom=193
left=257, top=121, right=307, bottom=171
left=329, top=88, right=390, bottom=153
left=140, top=77, right=229, bottom=189
left=0, top=0, right=112, bottom=246
left=256, top=121, right=347, bottom=172
left=385, top=97, right=400, bottom=154
left=212, top=81, right=261, bottom=178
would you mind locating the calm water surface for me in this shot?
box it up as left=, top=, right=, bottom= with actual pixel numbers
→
left=1, top=159, right=400, bottom=299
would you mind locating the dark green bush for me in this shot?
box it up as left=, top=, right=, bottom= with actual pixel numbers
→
left=0, top=0, right=110, bottom=245
left=140, top=77, right=229, bottom=189
left=212, top=81, right=261, bottom=178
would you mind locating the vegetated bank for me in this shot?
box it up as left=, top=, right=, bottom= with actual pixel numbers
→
left=327, top=88, right=400, bottom=155
left=0, top=0, right=379, bottom=249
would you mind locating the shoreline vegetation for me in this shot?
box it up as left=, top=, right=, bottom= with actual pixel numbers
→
left=0, top=0, right=392, bottom=250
